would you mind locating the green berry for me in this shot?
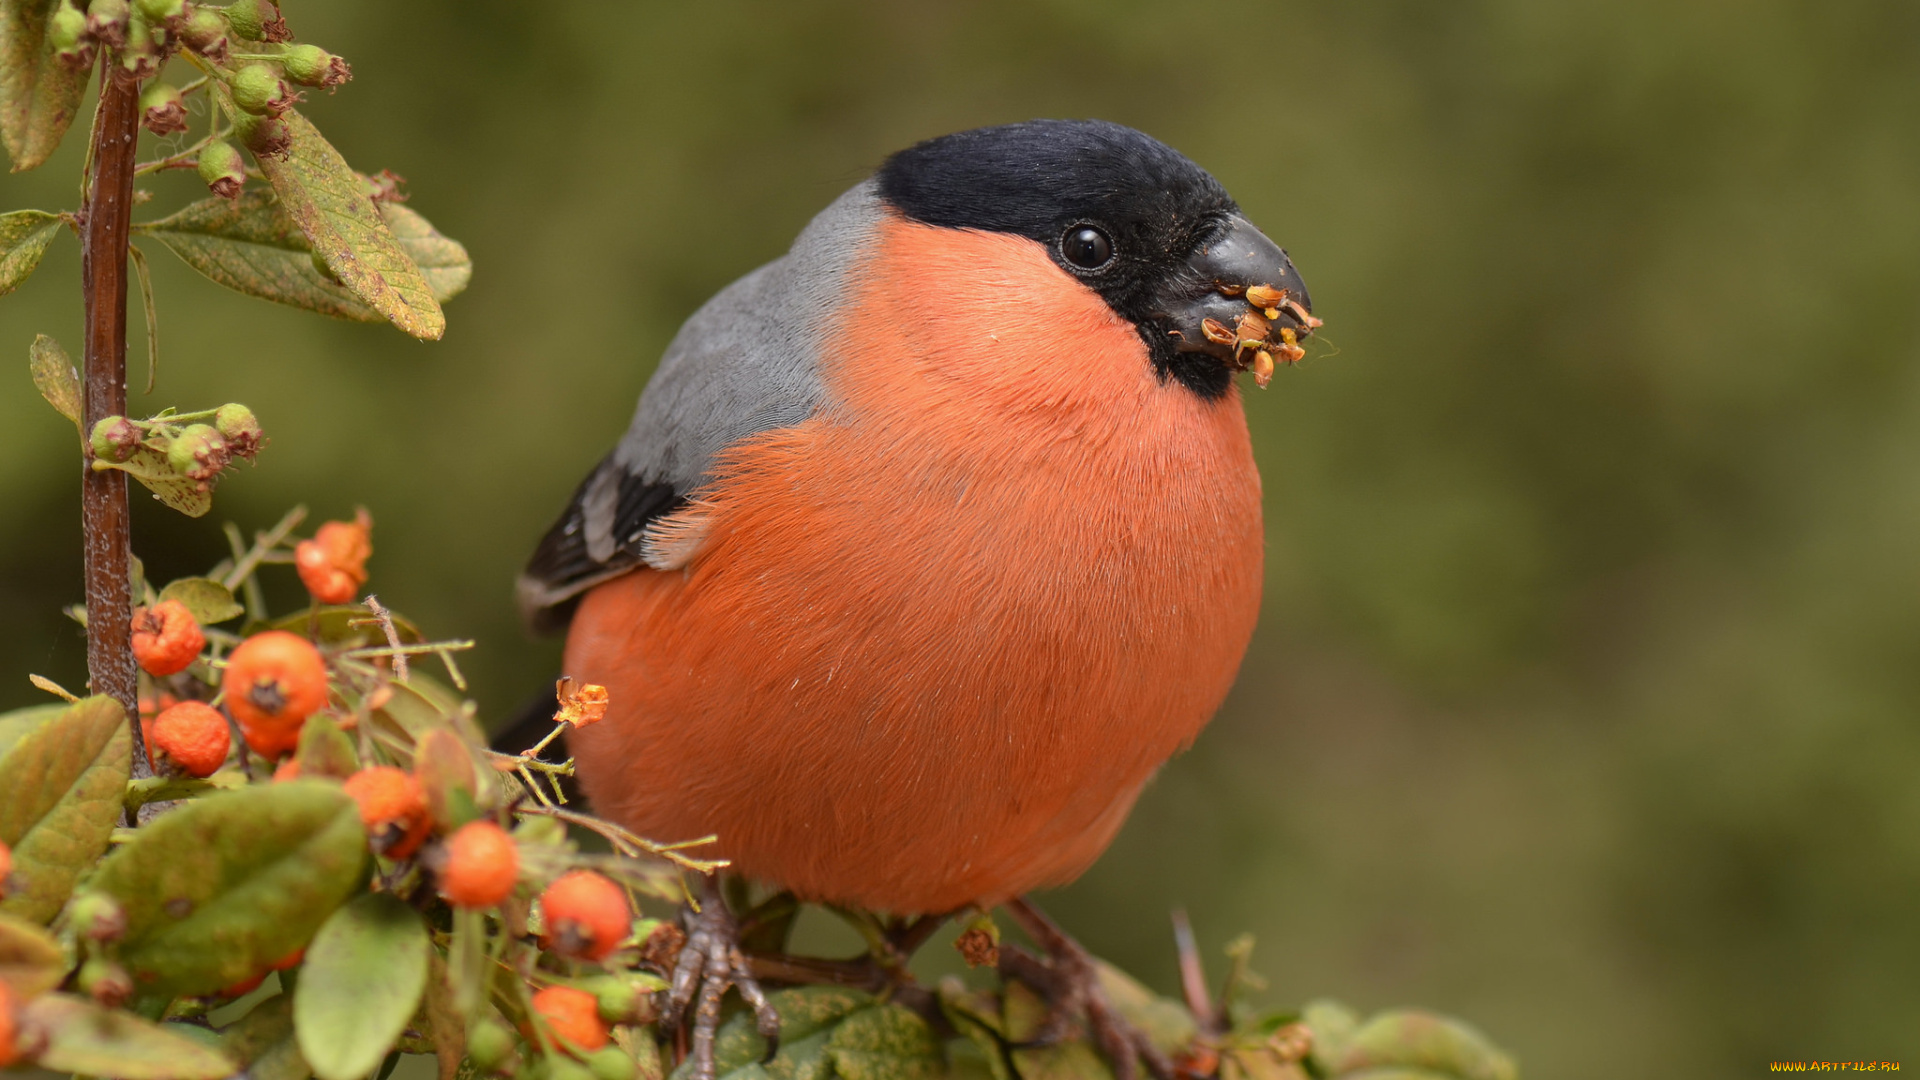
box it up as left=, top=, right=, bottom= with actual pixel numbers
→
left=69, top=891, right=128, bottom=941
left=547, top=1059, right=595, bottom=1080
left=90, top=416, right=141, bottom=463
left=466, top=1019, right=517, bottom=1074
left=78, top=957, right=133, bottom=1006
left=198, top=140, right=246, bottom=199
left=178, top=6, right=229, bottom=59
left=585, top=1048, right=635, bottom=1080
left=85, top=0, right=129, bottom=46
left=229, top=63, right=292, bottom=115
left=139, top=82, right=188, bottom=136
left=282, top=43, right=351, bottom=87
left=590, top=978, right=636, bottom=1024
left=221, top=0, right=264, bottom=39
left=214, top=403, right=264, bottom=457
left=134, top=0, right=184, bottom=23
left=168, top=424, right=230, bottom=482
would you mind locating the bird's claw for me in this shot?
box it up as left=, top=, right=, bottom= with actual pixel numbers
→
left=664, top=882, right=782, bottom=1080
left=1001, top=898, right=1176, bottom=1080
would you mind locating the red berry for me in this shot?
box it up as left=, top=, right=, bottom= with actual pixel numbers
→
left=295, top=510, right=371, bottom=605
left=130, top=599, right=204, bottom=677
left=437, top=821, right=519, bottom=909
left=527, top=985, right=608, bottom=1056
left=223, top=631, right=327, bottom=758
left=343, top=767, right=430, bottom=859
left=150, top=701, right=231, bottom=778
left=0, top=980, right=20, bottom=1068
left=539, top=871, right=630, bottom=961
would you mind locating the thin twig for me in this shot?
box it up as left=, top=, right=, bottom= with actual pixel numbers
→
left=356, top=595, right=409, bottom=682
left=219, top=505, right=308, bottom=591
left=515, top=803, right=727, bottom=874
left=126, top=242, right=158, bottom=393
left=1170, top=909, right=1218, bottom=1034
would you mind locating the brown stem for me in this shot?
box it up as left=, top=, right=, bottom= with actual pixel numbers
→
left=80, top=63, right=148, bottom=777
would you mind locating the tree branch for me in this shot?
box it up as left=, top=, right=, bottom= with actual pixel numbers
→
left=80, top=62, right=148, bottom=777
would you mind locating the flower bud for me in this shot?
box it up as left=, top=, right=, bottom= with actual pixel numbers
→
left=281, top=43, right=351, bottom=88
left=229, top=62, right=295, bottom=115
left=167, top=423, right=230, bottom=483
left=50, top=2, right=93, bottom=69
left=198, top=139, right=246, bottom=199
left=139, top=82, right=188, bottom=136
left=134, top=0, right=184, bottom=25
left=69, top=891, right=128, bottom=942
left=78, top=957, right=134, bottom=1007
left=177, top=5, right=228, bottom=60
left=85, top=0, right=130, bottom=47
left=214, top=403, right=264, bottom=458
left=90, top=416, right=142, bottom=463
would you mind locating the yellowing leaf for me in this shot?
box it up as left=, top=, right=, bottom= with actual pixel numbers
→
left=28, top=332, right=80, bottom=428
left=0, top=696, right=130, bottom=924
left=91, top=781, right=367, bottom=997
left=138, top=188, right=468, bottom=324
left=96, top=443, right=214, bottom=517
left=0, top=910, right=65, bottom=997
left=26, top=992, right=238, bottom=1080
left=0, top=208, right=60, bottom=292
left=295, top=892, right=430, bottom=1080
left=0, top=0, right=85, bottom=171
left=239, top=109, right=446, bottom=338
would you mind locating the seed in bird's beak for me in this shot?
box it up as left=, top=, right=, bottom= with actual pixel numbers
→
left=1280, top=298, right=1321, bottom=330
left=1233, top=311, right=1270, bottom=350
left=1244, top=284, right=1287, bottom=320
left=1215, top=282, right=1247, bottom=298
left=1201, top=318, right=1237, bottom=346
left=1252, top=350, right=1275, bottom=388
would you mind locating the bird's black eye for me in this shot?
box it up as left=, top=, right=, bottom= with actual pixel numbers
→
left=1062, top=226, right=1113, bottom=270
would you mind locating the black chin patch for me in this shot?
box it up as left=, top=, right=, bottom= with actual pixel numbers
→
left=876, top=120, right=1241, bottom=399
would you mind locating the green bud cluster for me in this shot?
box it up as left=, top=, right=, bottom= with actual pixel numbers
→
left=138, top=82, right=188, bottom=136
left=197, top=139, right=246, bottom=199
left=87, top=405, right=267, bottom=488
left=229, top=62, right=294, bottom=115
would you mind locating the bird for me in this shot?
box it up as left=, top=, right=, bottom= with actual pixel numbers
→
left=515, top=118, right=1316, bottom=1080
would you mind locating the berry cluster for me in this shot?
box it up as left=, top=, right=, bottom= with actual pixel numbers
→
left=48, top=0, right=351, bottom=189
left=90, top=403, right=264, bottom=494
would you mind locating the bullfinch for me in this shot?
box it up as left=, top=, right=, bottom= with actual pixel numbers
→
left=516, top=119, right=1316, bottom=1080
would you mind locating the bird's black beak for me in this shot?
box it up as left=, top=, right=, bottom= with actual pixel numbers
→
left=1156, top=213, right=1318, bottom=386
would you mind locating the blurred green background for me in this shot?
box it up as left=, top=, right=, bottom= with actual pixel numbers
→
left=5, top=1, right=1918, bottom=1075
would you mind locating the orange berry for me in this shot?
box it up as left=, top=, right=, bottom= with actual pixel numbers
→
left=538, top=871, right=630, bottom=961
left=295, top=510, right=372, bottom=605
left=438, top=821, right=519, bottom=909
left=269, top=947, right=304, bottom=971
left=527, top=985, right=607, bottom=1056
left=0, top=980, right=19, bottom=1068
left=343, top=766, right=430, bottom=859
left=150, top=701, right=231, bottom=778
left=130, top=599, right=204, bottom=677
left=273, top=758, right=303, bottom=782
left=0, top=840, right=11, bottom=896
left=222, top=631, right=327, bottom=756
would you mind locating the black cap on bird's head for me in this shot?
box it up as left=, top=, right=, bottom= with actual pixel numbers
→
left=876, top=119, right=1317, bottom=398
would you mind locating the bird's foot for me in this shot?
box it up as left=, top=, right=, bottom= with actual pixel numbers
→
left=664, top=879, right=782, bottom=1080
left=999, top=897, right=1176, bottom=1080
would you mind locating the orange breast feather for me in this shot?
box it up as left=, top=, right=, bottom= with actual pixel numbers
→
left=566, top=216, right=1264, bottom=914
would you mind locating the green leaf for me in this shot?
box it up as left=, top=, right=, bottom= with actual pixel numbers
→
left=91, top=780, right=368, bottom=997
left=138, top=187, right=467, bottom=325
left=825, top=1002, right=948, bottom=1080
left=1322, top=1010, right=1517, bottom=1080
left=98, top=442, right=215, bottom=517
left=160, top=575, right=246, bottom=624
left=0, top=700, right=61, bottom=759
left=234, top=109, right=446, bottom=339
left=25, top=992, right=238, bottom=1079
left=1004, top=979, right=1112, bottom=1080
left=0, top=0, right=86, bottom=171
left=224, top=991, right=314, bottom=1080
left=670, top=986, right=876, bottom=1080
left=1095, top=961, right=1196, bottom=1057
left=0, top=695, right=130, bottom=924
left=0, top=209, right=59, bottom=292
left=0, top=910, right=65, bottom=997
left=295, top=892, right=431, bottom=1080
left=28, top=331, right=80, bottom=428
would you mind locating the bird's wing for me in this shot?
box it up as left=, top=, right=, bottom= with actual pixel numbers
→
left=516, top=182, right=883, bottom=634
